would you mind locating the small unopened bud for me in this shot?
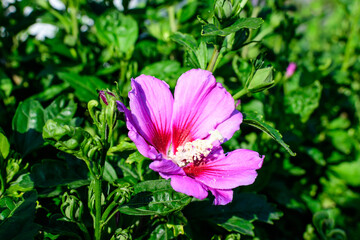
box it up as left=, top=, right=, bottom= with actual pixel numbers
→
left=247, top=67, right=275, bottom=93
left=285, top=62, right=297, bottom=78
left=99, top=90, right=115, bottom=106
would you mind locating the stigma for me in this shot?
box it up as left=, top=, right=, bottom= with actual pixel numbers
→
left=168, top=130, right=224, bottom=167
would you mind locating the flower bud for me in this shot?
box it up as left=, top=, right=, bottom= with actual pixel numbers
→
left=61, top=190, right=84, bottom=222
left=214, top=0, right=244, bottom=22
left=247, top=67, right=275, bottom=93
left=99, top=90, right=115, bottom=106
left=285, top=62, right=297, bottom=78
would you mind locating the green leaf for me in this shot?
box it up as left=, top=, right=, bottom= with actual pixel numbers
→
left=170, top=32, right=197, bottom=52
left=243, top=112, right=296, bottom=156
left=107, top=141, right=137, bottom=155
left=119, top=179, right=192, bottom=216
left=0, top=191, right=40, bottom=240
left=45, top=97, right=77, bottom=123
left=327, top=130, right=354, bottom=154
left=178, top=1, right=198, bottom=23
left=30, top=83, right=70, bottom=102
left=247, top=67, right=275, bottom=93
left=170, top=33, right=208, bottom=69
left=43, top=120, right=102, bottom=163
left=331, top=157, right=360, bottom=186
left=6, top=173, right=34, bottom=196
left=195, top=41, right=208, bottom=70
left=0, top=70, right=13, bottom=97
left=149, top=224, right=176, bottom=240
left=12, top=99, right=46, bottom=156
left=141, top=61, right=190, bottom=88
left=0, top=128, right=10, bottom=160
left=216, top=216, right=254, bottom=236
left=103, top=161, right=118, bottom=183
left=31, top=159, right=89, bottom=188
left=57, top=72, right=108, bottom=102
left=184, top=193, right=282, bottom=236
left=285, top=80, right=322, bottom=123
left=12, top=97, right=79, bottom=156
left=202, top=18, right=263, bottom=36
left=95, top=11, right=138, bottom=55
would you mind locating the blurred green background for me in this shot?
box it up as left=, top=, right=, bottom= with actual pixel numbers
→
left=1, top=0, right=359, bottom=239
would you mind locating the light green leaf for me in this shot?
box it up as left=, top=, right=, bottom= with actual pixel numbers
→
left=170, top=32, right=197, bottom=51
left=0, top=128, right=10, bottom=160
left=202, top=18, right=263, bottom=36
left=285, top=80, right=322, bottom=123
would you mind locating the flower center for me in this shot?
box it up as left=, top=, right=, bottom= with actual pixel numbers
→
left=168, top=130, right=224, bottom=167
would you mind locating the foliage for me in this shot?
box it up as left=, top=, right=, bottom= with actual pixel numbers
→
left=1, top=0, right=359, bottom=239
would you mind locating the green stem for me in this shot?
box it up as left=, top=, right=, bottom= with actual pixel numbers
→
left=233, top=88, right=249, bottom=100
left=101, top=200, right=118, bottom=223
left=94, top=177, right=102, bottom=240
left=341, top=2, right=359, bottom=72
left=102, top=209, right=120, bottom=227
left=69, top=0, right=79, bottom=41
left=207, top=45, right=220, bottom=72
left=168, top=5, right=177, bottom=33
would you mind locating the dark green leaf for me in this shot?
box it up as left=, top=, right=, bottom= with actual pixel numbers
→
left=31, top=159, right=89, bottom=188
left=12, top=99, right=45, bottom=156
left=216, top=216, right=254, bottom=236
left=202, top=18, right=263, bottom=36
left=57, top=72, right=108, bottom=102
left=119, top=179, right=192, bottom=216
left=184, top=193, right=282, bottom=236
left=0, top=191, right=40, bottom=240
left=149, top=224, right=176, bottom=240
left=243, top=112, right=296, bottom=156
left=30, top=83, right=70, bottom=102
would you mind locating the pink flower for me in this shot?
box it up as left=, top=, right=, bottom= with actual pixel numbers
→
left=117, top=69, right=264, bottom=205
left=285, top=62, right=297, bottom=78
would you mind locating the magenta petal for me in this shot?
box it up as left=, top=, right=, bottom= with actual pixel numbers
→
left=172, top=69, right=237, bottom=150
left=117, top=101, right=159, bottom=159
left=209, top=189, right=233, bottom=205
left=129, top=75, right=174, bottom=156
left=149, top=159, right=184, bottom=176
left=191, top=149, right=264, bottom=189
left=215, top=110, right=243, bottom=142
left=170, top=175, right=208, bottom=200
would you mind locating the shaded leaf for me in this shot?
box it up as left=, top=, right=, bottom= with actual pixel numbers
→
left=119, top=180, right=192, bottom=216
left=12, top=99, right=45, bottom=156
left=31, top=159, right=89, bottom=188
left=184, top=193, right=282, bottom=236
left=0, top=191, right=40, bottom=240
left=57, top=72, right=108, bottom=102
